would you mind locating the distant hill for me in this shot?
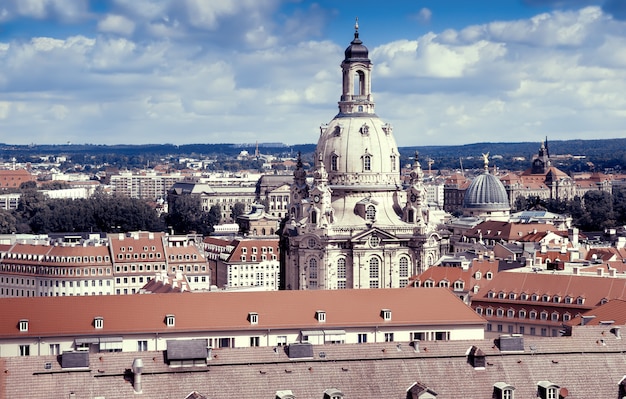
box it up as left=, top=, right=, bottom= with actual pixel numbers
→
left=1, top=138, right=625, bottom=173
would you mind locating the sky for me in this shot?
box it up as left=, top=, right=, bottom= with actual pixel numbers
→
left=1, top=1, right=626, bottom=147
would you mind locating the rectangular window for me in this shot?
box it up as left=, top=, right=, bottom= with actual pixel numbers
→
left=384, top=333, right=394, bottom=342
left=412, top=332, right=426, bottom=341
left=218, top=338, right=233, bottom=348
left=357, top=333, right=367, bottom=344
left=277, top=335, right=287, bottom=346
left=137, top=340, right=148, bottom=351
left=19, top=345, right=30, bottom=356
left=49, top=343, right=60, bottom=355
left=250, top=336, right=260, bottom=347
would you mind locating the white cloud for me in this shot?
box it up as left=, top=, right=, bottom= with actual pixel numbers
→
left=97, top=14, right=136, bottom=36
left=0, top=0, right=88, bottom=21
left=3, top=5, right=626, bottom=146
left=417, top=8, right=432, bottom=24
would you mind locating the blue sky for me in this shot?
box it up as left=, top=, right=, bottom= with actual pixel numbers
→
left=1, top=0, right=626, bottom=147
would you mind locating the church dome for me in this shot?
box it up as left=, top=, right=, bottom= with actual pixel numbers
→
left=344, top=34, right=369, bottom=61
left=317, top=116, right=399, bottom=188
left=463, top=172, right=509, bottom=210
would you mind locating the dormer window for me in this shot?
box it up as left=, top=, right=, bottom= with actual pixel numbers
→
left=485, top=272, right=493, bottom=280
left=381, top=309, right=392, bottom=321
left=564, top=296, right=573, bottom=304
left=498, top=291, right=506, bottom=299
left=537, top=381, right=559, bottom=399
left=165, top=314, right=175, bottom=327
left=521, top=293, right=529, bottom=301
left=531, top=294, right=539, bottom=302
left=323, top=388, right=344, bottom=399
left=316, top=310, right=326, bottom=323
left=508, top=292, right=516, bottom=300
left=249, top=312, right=258, bottom=325
left=576, top=296, right=585, bottom=305
left=518, top=309, right=527, bottom=319
left=494, top=382, right=515, bottom=399
left=475, top=271, right=482, bottom=280
left=542, top=295, right=550, bottom=302
left=19, top=319, right=28, bottom=332
left=488, top=291, right=495, bottom=299
left=365, top=205, right=376, bottom=221
left=94, top=316, right=104, bottom=329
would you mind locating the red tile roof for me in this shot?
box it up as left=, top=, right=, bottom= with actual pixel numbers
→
left=0, top=288, right=484, bottom=339
left=474, top=271, right=626, bottom=307
left=567, top=299, right=626, bottom=326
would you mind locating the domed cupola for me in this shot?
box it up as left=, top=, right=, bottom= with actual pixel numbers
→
left=344, top=18, right=370, bottom=62
left=315, top=19, right=400, bottom=190
left=462, top=153, right=510, bottom=221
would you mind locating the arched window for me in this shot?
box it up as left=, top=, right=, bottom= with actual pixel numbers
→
left=390, top=155, right=396, bottom=171
left=308, top=258, right=318, bottom=289
left=311, top=210, right=317, bottom=224
left=408, top=209, right=414, bottom=223
left=331, top=154, right=338, bottom=171
left=354, top=70, right=365, bottom=96
left=369, top=257, right=379, bottom=288
left=399, top=256, right=409, bottom=288
left=337, top=258, right=347, bottom=289
left=366, top=205, right=376, bottom=221
left=363, top=155, right=371, bottom=171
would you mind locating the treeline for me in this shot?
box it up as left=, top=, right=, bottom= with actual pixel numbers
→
left=0, top=187, right=229, bottom=235
left=514, top=187, right=626, bottom=231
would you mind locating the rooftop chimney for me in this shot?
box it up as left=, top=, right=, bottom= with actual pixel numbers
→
left=132, top=358, right=144, bottom=394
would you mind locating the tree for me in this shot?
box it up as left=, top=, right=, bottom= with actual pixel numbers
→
left=230, top=202, right=246, bottom=223
left=208, top=204, right=222, bottom=227
left=582, top=190, right=615, bottom=231
left=166, top=195, right=214, bottom=235
left=0, top=209, right=17, bottom=233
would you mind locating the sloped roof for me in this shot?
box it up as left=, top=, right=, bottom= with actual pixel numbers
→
left=0, top=288, right=483, bottom=339
left=474, top=271, right=626, bottom=307
left=463, top=221, right=557, bottom=241
left=567, top=299, right=626, bottom=326
left=3, top=326, right=626, bottom=399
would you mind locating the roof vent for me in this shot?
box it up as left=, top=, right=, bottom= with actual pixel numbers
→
left=581, top=315, right=596, bottom=325
left=275, top=390, right=295, bottom=399
left=467, top=346, right=486, bottom=369
left=406, top=382, right=438, bottom=398
left=287, top=343, right=313, bottom=359
left=496, top=334, right=524, bottom=352
left=132, top=358, right=144, bottom=394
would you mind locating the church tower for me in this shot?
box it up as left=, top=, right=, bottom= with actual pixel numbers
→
left=282, top=21, right=443, bottom=290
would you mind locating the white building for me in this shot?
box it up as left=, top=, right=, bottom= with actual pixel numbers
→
left=0, top=288, right=485, bottom=357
